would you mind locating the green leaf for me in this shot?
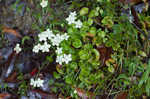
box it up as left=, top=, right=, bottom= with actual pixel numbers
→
left=139, top=71, right=149, bottom=87
left=146, top=78, right=150, bottom=96
left=108, top=65, right=114, bottom=73
left=53, top=72, right=61, bottom=79
left=83, top=44, right=93, bottom=50
left=99, top=31, right=106, bottom=38
left=89, top=27, right=97, bottom=35
left=118, top=74, right=129, bottom=80
left=80, top=68, right=90, bottom=78
left=51, top=87, right=57, bottom=93
left=89, top=9, right=99, bottom=18
left=101, top=16, right=114, bottom=28
left=128, top=63, right=136, bottom=76
left=91, top=49, right=100, bottom=61
left=46, top=55, right=54, bottom=63
left=70, top=62, right=78, bottom=70
left=68, top=28, right=74, bottom=34
left=80, top=7, right=89, bottom=16
left=56, top=66, right=64, bottom=74
left=49, top=79, right=54, bottom=85
left=79, top=50, right=89, bottom=60
left=112, top=24, right=123, bottom=34
left=87, top=18, right=93, bottom=26
left=65, top=76, right=72, bottom=84
left=61, top=41, right=71, bottom=51
left=72, top=39, right=82, bottom=48
left=139, top=51, right=147, bottom=57
left=21, top=36, right=30, bottom=45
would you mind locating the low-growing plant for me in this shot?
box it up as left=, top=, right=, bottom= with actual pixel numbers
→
left=8, top=0, right=150, bottom=98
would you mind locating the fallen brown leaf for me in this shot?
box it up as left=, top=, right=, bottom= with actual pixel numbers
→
left=31, top=90, right=57, bottom=99
left=115, top=92, right=128, bottom=99
left=87, top=32, right=95, bottom=37
left=2, top=26, right=22, bottom=38
left=97, top=45, right=112, bottom=66
left=4, top=51, right=16, bottom=69
left=142, top=95, right=147, bottom=99
left=0, top=93, right=11, bottom=99
left=5, top=72, right=17, bottom=83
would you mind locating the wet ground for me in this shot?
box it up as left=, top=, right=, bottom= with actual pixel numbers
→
left=0, top=0, right=59, bottom=98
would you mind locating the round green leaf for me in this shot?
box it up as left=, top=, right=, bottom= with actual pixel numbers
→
left=79, top=50, right=89, bottom=60
left=80, top=7, right=89, bottom=16
left=89, top=27, right=97, bottom=35
left=70, top=62, right=78, bottom=70
left=101, top=16, right=114, bottom=28
left=89, top=10, right=99, bottom=18
left=87, top=18, right=93, bottom=26
left=72, top=39, right=82, bottom=48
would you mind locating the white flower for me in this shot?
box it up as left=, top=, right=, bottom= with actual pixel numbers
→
left=75, top=20, right=82, bottom=28
left=66, top=16, right=76, bottom=25
left=51, top=34, right=63, bottom=46
left=30, top=78, right=44, bottom=88
left=45, top=29, right=55, bottom=40
left=56, top=47, right=62, bottom=54
left=33, top=43, right=42, bottom=53
left=40, top=0, right=48, bottom=8
left=70, top=11, right=77, bottom=17
left=14, top=44, right=22, bottom=54
left=63, top=54, right=72, bottom=64
left=36, top=78, right=44, bottom=87
left=51, top=33, right=70, bottom=46
left=61, top=33, right=69, bottom=40
left=33, top=42, right=51, bottom=53
left=70, top=11, right=77, bottom=16
left=56, top=54, right=72, bottom=65
left=56, top=55, right=64, bottom=65
left=38, top=33, right=47, bottom=42
left=74, top=90, right=77, bottom=94
left=66, top=11, right=77, bottom=24
left=40, top=42, right=51, bottom=52
left=30, top=78, right=37, bottom=87
left=66, top=11, right=83, bottom=28
left=38, top=29, right=54, bottom=42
